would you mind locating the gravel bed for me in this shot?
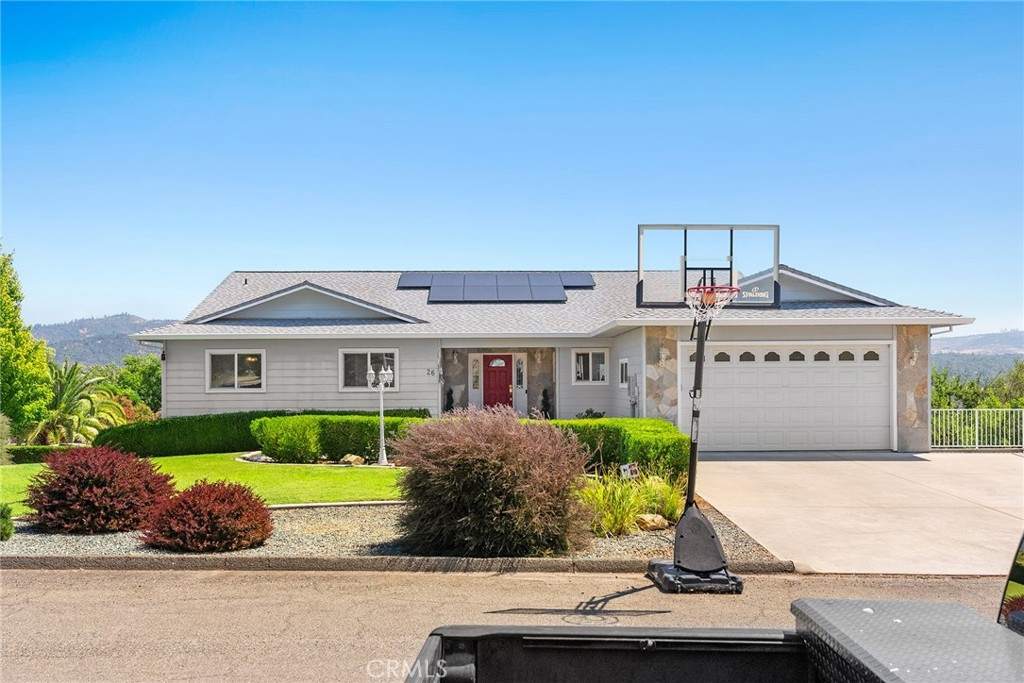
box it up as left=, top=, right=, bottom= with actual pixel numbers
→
left=0, top=499, right=781, bottom=566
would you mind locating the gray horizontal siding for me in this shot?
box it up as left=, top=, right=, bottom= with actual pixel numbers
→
left=556, top=344, right=614, bottom=419
left=163, top=338, right=441, bottom=417
left=610, top=328, right=643, bottom=417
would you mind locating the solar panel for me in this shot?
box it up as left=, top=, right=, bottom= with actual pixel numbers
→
left=465, top=273, right=497, bottom=287
left=559, top=272, right=596, bottom=288
left=463, top=286, right=499, bottom=302
left=397, top=272, right=433, bottom=289
left=496, top=273, right=530, bottom=286
left=431, top=273, right=465, bottom=287
left=527, top=273, right=561, bottom=287
left=497, top=285, right=533, bottom=301
left=529, top=285, right=567, bottom=302
left=427, top=286, right=465, bottom=302
left=400, top=271, right=591, bottom=303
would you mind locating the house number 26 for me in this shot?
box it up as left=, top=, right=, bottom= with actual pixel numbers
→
left=425, top=369, right=436, bottom=376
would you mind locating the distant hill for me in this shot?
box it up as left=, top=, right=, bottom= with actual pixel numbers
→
left=32, top=314, right=175, bottom=366
left=931, top=330, right=1024, bottom=355
left=932, top=353, right=1021, bottom=381
left=930, top=330, right=1023, bottom=380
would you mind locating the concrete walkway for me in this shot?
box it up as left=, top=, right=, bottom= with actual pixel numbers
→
left=698, top=450, right=1024, bottom=575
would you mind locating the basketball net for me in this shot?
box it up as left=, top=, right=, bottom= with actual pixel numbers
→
left=685, top=285, right=740, bottom=324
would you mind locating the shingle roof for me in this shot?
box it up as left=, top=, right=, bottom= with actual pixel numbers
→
left=134, top=267, right=971, bottom=340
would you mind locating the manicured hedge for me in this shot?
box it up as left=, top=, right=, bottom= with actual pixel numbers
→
left=549, top=418, right=690, bottom=476
left=94, top=409, right=431, bottom=458
left=7, top=446, right=77, bottom=465
left=251, top=415, right=426, bottom=463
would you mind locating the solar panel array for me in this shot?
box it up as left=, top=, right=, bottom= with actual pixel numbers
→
left=397, top=272, right=595, bottom=303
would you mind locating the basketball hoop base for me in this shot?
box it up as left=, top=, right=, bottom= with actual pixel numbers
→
left=646, top=560, right=744, bottom=594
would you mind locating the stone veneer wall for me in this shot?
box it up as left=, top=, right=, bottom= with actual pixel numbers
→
left=896, top=325, right=930, bottom=452
left=644, top=326, right=680, bottom=425
left=441, top=347, right=555, bottom=416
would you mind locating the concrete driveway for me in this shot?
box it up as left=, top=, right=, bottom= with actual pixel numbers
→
left=698, top=450, right=1024, bottom=575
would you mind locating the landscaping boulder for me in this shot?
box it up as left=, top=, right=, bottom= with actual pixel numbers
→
left=636, top=513, right=669, bottom=531
left=340, top=454, right=365, bottom=466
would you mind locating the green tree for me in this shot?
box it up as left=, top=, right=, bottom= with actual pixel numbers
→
left=29, top=359, right=126, bottom=445
left=113, top=353, right=162, bottom=412
left=931, top=368, right=986, bottom=409
left=0, top=243, right=52, bottom=437
left=987, top=360, right=1024, bottom=408
left=0, top=413, right=10, bottom=465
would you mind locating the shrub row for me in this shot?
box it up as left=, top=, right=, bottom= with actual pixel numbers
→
left=94, top=408, right=431, bottom=457
left=7, top=445, right=77, bottom=465
left=251, top=415, right=425, bottom=463
left=548, top=418, right=690, bottom=477
left=26, top=447, right=272, bottom=551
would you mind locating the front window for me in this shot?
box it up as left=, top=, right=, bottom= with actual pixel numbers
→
left=207, top=350, right=265, bottom=392
left=619, top=359, right=629, bottom=387
left=340, top=349, right=399, bottom=390
left=573, top=349, right=608, bottom=384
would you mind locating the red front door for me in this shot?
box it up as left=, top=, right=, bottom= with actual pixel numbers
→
left=483, top=354, right=513, bottom=407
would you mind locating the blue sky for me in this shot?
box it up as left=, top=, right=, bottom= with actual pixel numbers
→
left=2, top=2, right=1021, bottom=334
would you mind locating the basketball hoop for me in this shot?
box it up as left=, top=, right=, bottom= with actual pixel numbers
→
left=685, top=285, right=740, bottom=324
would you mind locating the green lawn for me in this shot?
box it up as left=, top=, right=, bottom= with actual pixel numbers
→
left=0, top=453, right=403, bottom=517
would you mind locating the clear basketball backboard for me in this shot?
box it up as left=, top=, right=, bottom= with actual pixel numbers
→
left=637, top=225, right=780, bottom=307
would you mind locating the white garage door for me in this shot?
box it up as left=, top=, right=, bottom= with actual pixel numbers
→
left=678, top=343, right=892, bottom=451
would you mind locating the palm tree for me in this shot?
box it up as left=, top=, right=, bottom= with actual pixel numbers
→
left=29, top=360, right=127, bottom=445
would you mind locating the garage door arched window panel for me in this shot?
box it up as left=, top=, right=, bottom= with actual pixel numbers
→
left=864, top=350, right=880, bottom=361
left=714, top=352, right=731, bottom=362
left=814, top=351, right=830, bottom=361
left=789, top=351, right=805, bottom=362
left=689, top=352, right=698, bottom=362
left=839, top=351, right=855, bottom=361
left=739, top=352, right=755, bottom=362
left=765, top=351, right=780, bottom=362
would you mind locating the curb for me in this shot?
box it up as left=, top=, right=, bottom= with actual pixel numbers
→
left=268, top=501, right=406, bottom=510
left=0, top=554, right=795, bottom=574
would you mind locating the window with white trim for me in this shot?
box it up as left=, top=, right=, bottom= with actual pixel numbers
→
left=206, top=350, right=265, bottom=392
left=339, top=349, right=399, bottom=391
left=573, top=349, right=608, bottom=384
left=618, top=358, right=629, bottom=387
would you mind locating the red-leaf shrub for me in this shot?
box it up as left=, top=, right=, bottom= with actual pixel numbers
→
left=393, top=405, right=591, bottom=557
left=26, top=447, right=175, bottom=534
left=142, top=480, right=273, bottom=552
left=1001, top=594, right=1024, bottom=621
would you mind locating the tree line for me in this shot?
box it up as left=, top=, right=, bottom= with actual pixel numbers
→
left=932, top=361, right=1024, bottom=410
left=1, top=242, right=162, bottom=445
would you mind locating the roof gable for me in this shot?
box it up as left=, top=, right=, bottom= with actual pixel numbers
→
left=191, top=282, right=423, bottom=324
left=740, top=265, right=895, bottom=306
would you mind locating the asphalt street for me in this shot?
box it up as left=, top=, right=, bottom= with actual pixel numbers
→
left=0, top=570, right=1008, bottom=682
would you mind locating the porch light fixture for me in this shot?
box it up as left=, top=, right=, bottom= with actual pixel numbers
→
left=366, top=364, right=395, bottom=466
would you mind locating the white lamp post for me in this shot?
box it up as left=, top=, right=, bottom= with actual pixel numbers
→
left=366, top=363, right=395, bottom=466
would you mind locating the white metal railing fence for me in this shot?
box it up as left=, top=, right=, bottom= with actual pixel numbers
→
left=931, top=409, right=1024, bottom=449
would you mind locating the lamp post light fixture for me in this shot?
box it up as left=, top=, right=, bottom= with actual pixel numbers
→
left=366, top=364, right=395, bottom=466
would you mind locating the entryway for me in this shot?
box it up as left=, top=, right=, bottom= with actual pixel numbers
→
left=483, top=354, right=513, bottom=407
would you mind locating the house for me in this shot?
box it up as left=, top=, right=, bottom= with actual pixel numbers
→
left=135, top=263, right=971, bottom=452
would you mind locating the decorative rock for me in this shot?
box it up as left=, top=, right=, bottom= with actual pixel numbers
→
left=636, top=514, right=670, bottom=531
left=340, top=455, right=365, bottom=466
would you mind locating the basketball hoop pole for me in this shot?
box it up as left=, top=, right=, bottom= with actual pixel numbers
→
left=647, top=284, right=743, bottom=594
left=684, top=317, right=707, bottom=509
